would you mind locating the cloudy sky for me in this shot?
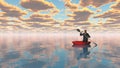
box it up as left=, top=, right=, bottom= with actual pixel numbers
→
left=0, top=0, right=120, bottom=33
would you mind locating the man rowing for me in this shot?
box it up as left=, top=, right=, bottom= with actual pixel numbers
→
left=80, top=30, right=90, bottom=42
left=80, top=30, right=91, bottom=56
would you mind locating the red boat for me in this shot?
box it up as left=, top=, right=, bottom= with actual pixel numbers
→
left=72, top=41, right=91, bottom=48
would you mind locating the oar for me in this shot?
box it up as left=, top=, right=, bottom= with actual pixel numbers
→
left=76, top=29, right=80, bottom=32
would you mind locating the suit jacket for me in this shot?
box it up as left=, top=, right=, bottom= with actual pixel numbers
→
left=80, top=32, right=90, bottom=42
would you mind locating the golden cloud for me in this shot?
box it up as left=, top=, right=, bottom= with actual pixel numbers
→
left=18, top=13, right=61, bottom=31
left=50, top=8, right=60, bottom=15
left=94, top=9, right=120, bottom=28
left=92, top=1, right=120, bottom=32
left=74, top=22, right=91, bottom=26
left=0, top=23, right=30, bottom=32
left=79, top=0, right=91, bottom=7
left=20, top=13, right=54, bottom=23
left=61, top=22, right=74, bottom=26
left=0, top=17, right=21, bottom=23
left=80, top=0, right=116, bottom=7
left=31, top=14, right=51, bottom=19
left=0, top=0, right=26, bottom=17
left=94, top=10, right=120, bottom=19
left=107, top=19, right=120, bottom=25
left=102, top=23, right=120, bottom=31
left=0, top=17, right=33, bottom=32
left=65, top=9, right=93, bottom=22
left=29, top=23, right=52, bottom=28
left=95, top=19, right=120, bottom=32
left=64, top=0, right=78, bottom=10
left=61, top=21, right=91, bottom=31
left=111, top=2, right=120, bottom=10
left=20, top=0, right=56, bottom=12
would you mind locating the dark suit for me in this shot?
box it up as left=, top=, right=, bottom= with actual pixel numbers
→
left=80, top=33, right=90, bottom=42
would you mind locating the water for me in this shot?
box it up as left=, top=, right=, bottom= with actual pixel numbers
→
left=0, top=33, right=120, bottom=68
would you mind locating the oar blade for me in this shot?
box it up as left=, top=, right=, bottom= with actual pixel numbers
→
left=76, top=29, right=80, bottom=32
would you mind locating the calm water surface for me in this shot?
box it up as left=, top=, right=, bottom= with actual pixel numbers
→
left=0, top=33, right=120, bottom=68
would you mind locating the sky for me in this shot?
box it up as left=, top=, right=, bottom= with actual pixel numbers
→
left=0, top=0, right=120, bottom=33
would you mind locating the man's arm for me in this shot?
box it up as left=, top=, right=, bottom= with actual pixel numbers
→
left=87, top=33, right=90, bottom=38
left=80, top=32, right=83, bottom=36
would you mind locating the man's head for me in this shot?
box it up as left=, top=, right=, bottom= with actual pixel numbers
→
left=84, top=30, right=87, bottom=33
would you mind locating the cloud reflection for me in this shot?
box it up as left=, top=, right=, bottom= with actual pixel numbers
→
left=0, top=33, right=119, bottom=68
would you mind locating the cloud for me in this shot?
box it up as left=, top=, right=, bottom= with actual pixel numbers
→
left=102, top=19, right=120, bottom=28
left=30, top=23, right=48, bottom=28
left=31, top=13, right=51, bottom=18
left=0, top=0, right=60, bottom=32
left=79, top=0, right=91, bottom=7
left=65, top=9, right=93, bottom=22
left=64, top=0, right=78, bottom=10
left=92, top=2, right=120, bottom=32
left=93, top=9, right=120, bottom=29
left=0, top=23, right=31, bottom=32
left=20, top=13, right=54, bottom=23
left=20, top=0, right=56, bottom=12
left=50, top=8, right=60, bottom=15
left=0, top=15, right=60, bottom=32
left=0, top=17, right=21, bottom=23
left=74, top=22, right=91, bottom=25
left=80, top=0, right=116, bottom=7
left=112, top=2, right=120, bottom=10
left=19, top=13, right=61, bottom=31
left=19, top=13, right=60, bottom=31
left=62, top=21, right=90, bottom=26
left=0, top=16, right=32, bottom=32
left=29, top=23, right=53, bottom=29
left=61, top=22, right=74, bottom=26
left=94, top=10, right=120, bottom=19
left=0, top=0, right=26, bottom=17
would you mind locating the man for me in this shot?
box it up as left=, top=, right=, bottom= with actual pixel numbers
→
left=80, top=30, right=90, bottom=56
left=80, top=30, right=90, bottom=42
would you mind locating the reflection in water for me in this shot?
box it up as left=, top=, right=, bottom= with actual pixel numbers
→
left=0, top=33, right=119, bottom=68
left=73, top=47, right=90, bottom=60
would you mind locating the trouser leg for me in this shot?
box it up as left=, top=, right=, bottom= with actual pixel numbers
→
left=83, top=47, right=88, bottom=54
